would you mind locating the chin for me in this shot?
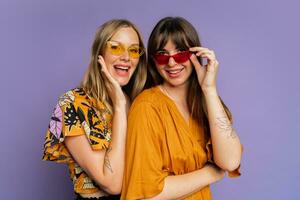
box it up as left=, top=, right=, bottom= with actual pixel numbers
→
left=165, top=78, right=187, bottom=87
left=117, top=78, right=130, bottom=87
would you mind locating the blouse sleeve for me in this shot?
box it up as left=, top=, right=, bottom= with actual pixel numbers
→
left=122, top=102, right=169, bottom=200
left=42, top=89, right=110, bottom=164
left=206, top=138, right=242, bottom=177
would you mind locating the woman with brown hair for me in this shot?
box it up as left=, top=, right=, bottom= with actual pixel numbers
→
left=42, top=19, right=147, bottom=199
left=122, top=17, right=242, bottom=200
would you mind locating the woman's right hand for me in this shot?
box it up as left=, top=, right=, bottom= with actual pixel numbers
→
left=98, top=55, right=126, bottom=108
left=205, top=163, right=225, bottom=182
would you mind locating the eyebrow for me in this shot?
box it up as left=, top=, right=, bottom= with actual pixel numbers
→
left=109, top=40, right=139, bottom=46
left=157, top=48, right=181, bottom=53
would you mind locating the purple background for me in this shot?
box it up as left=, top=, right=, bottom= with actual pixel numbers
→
left=0, top=0, right=299, bottom=199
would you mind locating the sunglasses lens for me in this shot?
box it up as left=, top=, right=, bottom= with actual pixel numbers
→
left=107, top=41, right=124, bottom=55
left=153, top=51, right=191, bottom=65
left=128, top=46, right=143, bottom=58
left=153, top=54, right=170, bottom=65
left=107, top=41, right=143, bottom=58
left=172, top=51, right=192, bottom=63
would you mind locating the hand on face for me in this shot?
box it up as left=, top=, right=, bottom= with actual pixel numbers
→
left=189, top=47, right=219, bottom=93
left=98, top=55, right=126, bottom=106
left=102, top=27, right=141, bottom=87
left=98, top=27, right=141, bottom=107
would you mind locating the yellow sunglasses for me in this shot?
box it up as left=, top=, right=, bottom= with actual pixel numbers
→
left=106, top=40, right=144, bottom=59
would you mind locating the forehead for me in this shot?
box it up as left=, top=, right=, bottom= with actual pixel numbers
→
left=162, top=39, right=177, bottom=50
left=157, top=33, right=189, bottom=51
left=110, top=27, right=139, bottom=45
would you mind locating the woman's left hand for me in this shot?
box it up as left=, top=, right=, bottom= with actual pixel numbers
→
left=189, top=47, right=219, bottom=93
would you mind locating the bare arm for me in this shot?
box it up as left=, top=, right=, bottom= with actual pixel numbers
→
left=64, top=56, right=128, bottom=194
left=189, top=47, right=242, bottom=172
left=204, top=89, right=242, bottom=171
left=145, top=164, right=224, bottom=200
left=65, top=104, right=127, bottom=194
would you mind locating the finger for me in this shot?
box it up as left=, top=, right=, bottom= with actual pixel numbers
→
left=189, top=54, right=202, bottom=68
left=189, top=47, right=216, bottom=58
left=200, top=53, right=219, bottom=73
left=98, top=56, right=116, bottom=83
left=196, top=52, right=217, bottom=64
left=189, top=47, right=210, bottom=52
left=190, top=47, right=216, bottom=58
left=195, top=50, right=216, bottom=58
left=98, top=55, right=107, bottom=73
left=190, top=54, right=206, bottom=83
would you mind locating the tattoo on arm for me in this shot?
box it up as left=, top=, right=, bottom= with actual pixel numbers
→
left=216, top=115, right=237, bottom=139
left=104, top=147, right=113, bottom=173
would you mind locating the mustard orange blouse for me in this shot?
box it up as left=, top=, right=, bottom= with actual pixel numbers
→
left=121, top=87, right=240, bottom=200
left=43, top=88, right=112, bottom=195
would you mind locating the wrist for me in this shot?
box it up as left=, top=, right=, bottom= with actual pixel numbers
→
left=113, top=102, right=127, bottom=112
left=206, top=164, right=225, bottom=182
left=202, top=87, right=218, bottom=97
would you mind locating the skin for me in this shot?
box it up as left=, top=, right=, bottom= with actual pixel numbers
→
left=103, top=27, right=140, bottom=87
left=64, top=27, right=140, bottom=197
left=145, top=39, right=242, bottom=200
left=189, top=46, right=242, bottom=171
left=155, top=40, right=194, bottom=124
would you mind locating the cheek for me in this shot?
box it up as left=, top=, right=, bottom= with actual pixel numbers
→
left=102, top=53, right=118, bottom=69
left=131, top=59, right=140, bottom=69
left=155, top=65, right=166, bottom=77
left=103, top=53, right=114, bottom=63
left=184, top=61, right=193, bottom=71
left=102, top=53, right=111, bottom=66
left=102, top=51, right=109, bottom=61
left=155, top=65, right=162, bottom=73
left=155, top=63, right=164, bottom=70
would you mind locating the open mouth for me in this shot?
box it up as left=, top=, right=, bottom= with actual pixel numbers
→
left=113, top=65, right=131, bottom=77
left=165, top=68, right=184, bottom=77
left=114, top=65, right=130, bottom=72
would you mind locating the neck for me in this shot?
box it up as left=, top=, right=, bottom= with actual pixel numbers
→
left=161, top=82, right=189, bottom=102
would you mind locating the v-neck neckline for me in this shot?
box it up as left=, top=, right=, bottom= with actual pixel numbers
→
left=156, top=86, right=191, bottom=129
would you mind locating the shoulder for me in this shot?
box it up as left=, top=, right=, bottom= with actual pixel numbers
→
left=57, top=88, right=109, bottom=114
left=131, top=87, right=164, bottom=109
left=128, top=87, right=165, bottom=122
left=58, top=88, right=91, bottom=107
left=58, top=87, right=111, bottom=148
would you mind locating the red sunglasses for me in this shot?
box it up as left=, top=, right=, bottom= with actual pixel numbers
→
left=153, top=51, right=192, bottom=65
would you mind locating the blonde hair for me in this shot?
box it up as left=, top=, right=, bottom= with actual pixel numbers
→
left=81, top=19, right=147, bottom=112
left=147, top=17, right=232, bottom=135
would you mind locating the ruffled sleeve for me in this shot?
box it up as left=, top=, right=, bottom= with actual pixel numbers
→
left=121, top=101, right=169, bottom=200
left=42, top=88, right=111, bottom=163
left=206, top=138, right=242, bottom=177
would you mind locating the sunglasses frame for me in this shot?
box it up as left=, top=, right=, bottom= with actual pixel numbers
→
left=153, top=50, right=192, bottom=65
left=106, top=40, right=144, bottom=59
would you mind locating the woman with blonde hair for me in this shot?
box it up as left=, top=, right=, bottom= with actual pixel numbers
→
left=122, top=17, right=242, bottom=200
left=43, top=19, right=146, bottom=199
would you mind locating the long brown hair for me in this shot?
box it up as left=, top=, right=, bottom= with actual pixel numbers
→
left=81, top=19, right=147, bottom=111
left=147, top=16, right=232, bottom=134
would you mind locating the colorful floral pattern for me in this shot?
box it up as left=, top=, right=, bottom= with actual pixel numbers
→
left=49, top=103, right=63, bottom=140
left=43, top=88, right=112, bottom=194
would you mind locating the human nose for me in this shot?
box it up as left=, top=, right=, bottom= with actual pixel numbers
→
left=168, top=56, right=176, bottom=67
left=120, top=49, right=130, bottom=61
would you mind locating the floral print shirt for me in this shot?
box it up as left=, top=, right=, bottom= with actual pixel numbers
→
left=43, top=88, right=112, bottom=195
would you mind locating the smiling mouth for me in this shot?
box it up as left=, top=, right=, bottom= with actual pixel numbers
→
left=114, top=65, right=130, bottom=72
left=166, top=68, right=184, bottom=74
